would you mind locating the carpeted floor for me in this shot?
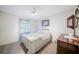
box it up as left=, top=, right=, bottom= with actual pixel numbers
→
left=0, top=42, right=25, bottom=54
left=36, top=41, right=57, bottom=54
left=0, top=41, right=57, bottom=54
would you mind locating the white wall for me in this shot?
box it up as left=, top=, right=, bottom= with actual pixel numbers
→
left=0, top=11, right=19, bottom=46
left=49, top=9, right=79, bottom=41
left=37, top=8, right=79, bottom=41
left=30, top=20, right=39, bottom=33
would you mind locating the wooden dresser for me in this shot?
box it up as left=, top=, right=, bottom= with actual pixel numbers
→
left=57, top=34, right=79, bottom=54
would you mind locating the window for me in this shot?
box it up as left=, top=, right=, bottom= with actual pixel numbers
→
left=20, top=20, right=30, bottom=34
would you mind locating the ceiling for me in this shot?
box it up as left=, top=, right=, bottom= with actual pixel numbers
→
left=0, top=5, right=76, bottom=20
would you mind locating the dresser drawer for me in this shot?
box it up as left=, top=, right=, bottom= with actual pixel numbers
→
left=57, top=41, right=68, bottom=48
left=58, top=40, right=75, bottom=50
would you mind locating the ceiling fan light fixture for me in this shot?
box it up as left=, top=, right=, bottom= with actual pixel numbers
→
left=35, top=12, right=38, bottom=15
left=32, top=7, right=38, bottom=16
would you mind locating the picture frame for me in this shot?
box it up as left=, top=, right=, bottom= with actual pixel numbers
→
left=42, top=20, right=49, bottom=26
left=67, top=15, right=78, bottom=29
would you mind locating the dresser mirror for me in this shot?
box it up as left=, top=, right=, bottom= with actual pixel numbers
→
left=67, top=15, right=78, bottom=29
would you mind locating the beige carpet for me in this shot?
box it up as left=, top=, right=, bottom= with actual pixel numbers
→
left=36, top=41, right=57, bottom=54
left=0, top=41, right=57, bottom=54
left=0, top=42, right=25, bottom=54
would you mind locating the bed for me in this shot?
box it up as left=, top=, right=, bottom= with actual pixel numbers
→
left=20, top=32, right=52, bottom=54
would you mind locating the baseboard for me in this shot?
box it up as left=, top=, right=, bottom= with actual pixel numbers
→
left=0, top=40, right=18, bottom=46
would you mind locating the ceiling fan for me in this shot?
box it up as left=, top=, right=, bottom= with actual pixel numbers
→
left=32, top=7, right=38, bottom=16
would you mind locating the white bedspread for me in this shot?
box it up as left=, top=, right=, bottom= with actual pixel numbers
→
left=22, top=34, right=40, bottom=41
left=20, top=32, right=52, bottom=54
